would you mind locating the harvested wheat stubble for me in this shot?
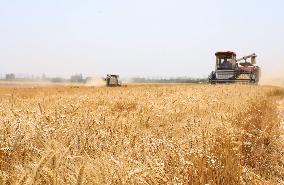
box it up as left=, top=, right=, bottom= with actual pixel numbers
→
left=0, top=84, right=283, bottom=184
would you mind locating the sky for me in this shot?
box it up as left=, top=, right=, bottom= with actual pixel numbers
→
left=0, top=0, right=283, bottom=78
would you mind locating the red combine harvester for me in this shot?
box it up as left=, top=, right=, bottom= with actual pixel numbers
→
left=209, top=51, right=260, bottom=84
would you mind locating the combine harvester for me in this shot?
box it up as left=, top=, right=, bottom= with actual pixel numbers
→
left=209, top=51, right=261, bottom=84
left=104, top=74, right=122, bottom=87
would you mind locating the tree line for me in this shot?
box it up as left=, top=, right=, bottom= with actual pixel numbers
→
left=0, top=73, right=87, bottom=83
left=131, top=77, right=207, bottom=83
left=1, top=73, right=208, bottom=84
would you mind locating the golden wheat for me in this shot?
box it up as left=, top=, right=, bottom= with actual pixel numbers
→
left=0, top=84, right=283, bottom=184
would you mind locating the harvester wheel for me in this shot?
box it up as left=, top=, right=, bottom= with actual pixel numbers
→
left=208, top=71, right=216, bottom=84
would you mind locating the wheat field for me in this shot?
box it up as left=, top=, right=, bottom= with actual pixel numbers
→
left=0, top=84, right=283, bottom=185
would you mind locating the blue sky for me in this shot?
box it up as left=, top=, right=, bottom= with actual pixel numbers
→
left=0, top=0, right=283, bottom=78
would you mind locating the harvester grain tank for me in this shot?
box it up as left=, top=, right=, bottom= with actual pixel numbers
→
left=209, top=51, right=260, bottom=84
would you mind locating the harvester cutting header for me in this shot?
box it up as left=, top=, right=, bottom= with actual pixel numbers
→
left=209, top=51, right=260, bottom=84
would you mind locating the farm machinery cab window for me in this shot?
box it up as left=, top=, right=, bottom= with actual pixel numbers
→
left=216, top=53, right=236, bottom=70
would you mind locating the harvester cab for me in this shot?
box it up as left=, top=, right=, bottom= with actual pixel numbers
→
left=215, top=51, right=237, bottom=70
left=209, top=51, right=260, bottom=84
left=105, top=74, right=121, bottom=87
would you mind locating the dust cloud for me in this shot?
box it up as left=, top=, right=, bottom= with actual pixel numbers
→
left=85, top=77, right=106, bottom=87
left=260, top=71, right=284, bottom=87
left=260, top=76, right=284, bottom=87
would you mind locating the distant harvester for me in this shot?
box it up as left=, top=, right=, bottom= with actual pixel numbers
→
left=104, top=74, right=121, bottom=87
